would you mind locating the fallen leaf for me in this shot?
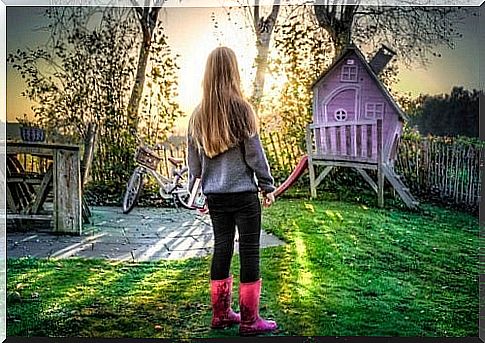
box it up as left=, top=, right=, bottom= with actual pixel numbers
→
left=304, top=203, right=315, bottom=213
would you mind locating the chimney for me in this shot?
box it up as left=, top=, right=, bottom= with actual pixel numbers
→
left=369, top=45, right=396, bottom=75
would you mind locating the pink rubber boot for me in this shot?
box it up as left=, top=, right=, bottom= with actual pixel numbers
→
left=210, top=276, right=241, bottom=329
left=239, top=279, right=277, bottom=336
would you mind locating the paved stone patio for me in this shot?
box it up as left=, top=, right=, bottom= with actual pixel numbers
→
left=7, top=206, right=285, bottom=261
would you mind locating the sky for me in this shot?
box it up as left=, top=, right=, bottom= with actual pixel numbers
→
left=5, top=5, right=483, bottom=130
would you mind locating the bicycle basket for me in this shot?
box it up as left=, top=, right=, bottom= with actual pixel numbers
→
left=135, top=146, right=161, bottom=170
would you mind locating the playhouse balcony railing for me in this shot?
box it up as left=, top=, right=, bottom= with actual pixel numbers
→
left=306, top=119, right=383, bottom=165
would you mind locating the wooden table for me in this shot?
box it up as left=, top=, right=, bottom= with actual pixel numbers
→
left=7, top=141, right=82, bottom=235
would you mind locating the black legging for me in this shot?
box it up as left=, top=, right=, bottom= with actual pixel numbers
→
left=206, top=192, right=261, bottom=283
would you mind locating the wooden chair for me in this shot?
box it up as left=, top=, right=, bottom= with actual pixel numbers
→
left=6, top=155, right=37, bottom=213
left=7, top=122, right=98, bottom=228
left=6, top=153, right=53, bottom=231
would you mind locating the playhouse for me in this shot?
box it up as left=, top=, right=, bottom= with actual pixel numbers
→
left=305, top=44, right=418, bottom=209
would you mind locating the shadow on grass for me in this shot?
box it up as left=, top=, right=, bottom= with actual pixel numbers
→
left=260, top=199, right=478, bottom=337
left=7, top=257, right=214, bottom=338
left=7, top=198, right=479, bottom=338
left=8, top=253, right=251, bottom=338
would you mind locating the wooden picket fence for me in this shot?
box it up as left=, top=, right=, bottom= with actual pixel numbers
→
left=395, top=137, right=482, bottom=208
left=258, top=130, right=482, bottom=209
left=151, top=132, right=482, bottom=209
left=159, top=132, right=306, bottom=179
left=260, top=131, right=305, bottom=179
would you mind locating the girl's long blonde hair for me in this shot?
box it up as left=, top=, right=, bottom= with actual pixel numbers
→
left=189, top=47, right=257, bottom=158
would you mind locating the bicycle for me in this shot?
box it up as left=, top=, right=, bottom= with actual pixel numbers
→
left=122, top=137, right=192, bottom=214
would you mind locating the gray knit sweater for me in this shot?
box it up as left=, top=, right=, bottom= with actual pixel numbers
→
left=187, top=134, right=276, bottom=195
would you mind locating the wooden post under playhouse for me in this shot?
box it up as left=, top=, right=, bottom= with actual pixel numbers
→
left=306, top=44, right=418, bottom=209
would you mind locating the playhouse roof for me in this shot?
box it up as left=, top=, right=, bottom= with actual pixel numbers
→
left=312, top=44, right=409, bottom=122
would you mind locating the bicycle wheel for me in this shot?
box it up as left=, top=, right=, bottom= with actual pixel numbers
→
left=174, top=168, right=193, bottom=209
left=122, top=166, right=145, bottom=214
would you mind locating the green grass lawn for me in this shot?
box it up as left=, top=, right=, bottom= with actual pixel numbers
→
left=7, top=198, right=479, bottom=338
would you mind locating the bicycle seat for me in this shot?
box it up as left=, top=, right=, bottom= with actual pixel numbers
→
left=168, top=157, right=184, bottom=166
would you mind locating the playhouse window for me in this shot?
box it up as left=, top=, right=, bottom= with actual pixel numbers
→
left=365, top=103, right=384, bottom=119
left=334, top=109, right=347, bottom=121
left=341, top=65, right=357, bottom=82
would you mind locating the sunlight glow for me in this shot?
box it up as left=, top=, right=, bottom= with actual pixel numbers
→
left=39, top=263, right=122, bottom=319
left=136, top=218, right=209, bottom=261
left=324, top=210, right=343, bottom=222
left=136, top=239, right=168, bottom=261
left=13, top=269, right=56, bottom=290
left=19, top=235, right=40, bottom=242
left=50, top=233, right=106, bottom=259
left=293, top=231, right=313, bottom=299
left=6, top=6, right=481, bottom=129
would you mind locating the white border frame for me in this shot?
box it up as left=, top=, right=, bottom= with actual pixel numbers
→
left=1, top=2, right=483, bottom=342
left=0, top=1, right=6, bottom=341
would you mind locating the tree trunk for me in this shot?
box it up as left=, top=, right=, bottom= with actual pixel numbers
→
left=313, top=5, right=357, bottom=60
left=252, top=34, right=271, bottom=112
left=81, top=122, right=98, bottom=186
left=126, top=6, right=161, bottom=132
left=333, top=27, right=352, bottom=57
left=127, top=37, right=151, bottom=131
left=250, top=2, right=280, bottom=115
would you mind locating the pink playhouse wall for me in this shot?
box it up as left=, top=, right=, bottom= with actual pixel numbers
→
left=312, top=50, right=403, bottom=162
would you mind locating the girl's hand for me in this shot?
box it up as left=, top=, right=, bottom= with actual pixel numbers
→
left=263, top=192, right=275, bottom=208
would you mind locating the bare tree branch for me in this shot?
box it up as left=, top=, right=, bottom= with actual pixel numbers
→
left=313, top=4, right=470, bottom=65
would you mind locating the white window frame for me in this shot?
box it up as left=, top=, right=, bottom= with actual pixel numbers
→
left=334, top=108, right=348, bottom=122
left=365, top=102, right=385, bottom=119
left=341, top=65, right=358, bottom=82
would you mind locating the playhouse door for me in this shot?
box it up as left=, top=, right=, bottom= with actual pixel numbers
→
left=317, top=87, right=360, bottom=156
left=322, top=86, right=359, bottom=123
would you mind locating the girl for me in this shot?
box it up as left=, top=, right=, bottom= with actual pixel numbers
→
left=187, top=46, right=277, bottom=336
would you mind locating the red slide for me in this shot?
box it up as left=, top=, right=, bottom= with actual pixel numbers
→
left=274, top=155, right=309, bottom=198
